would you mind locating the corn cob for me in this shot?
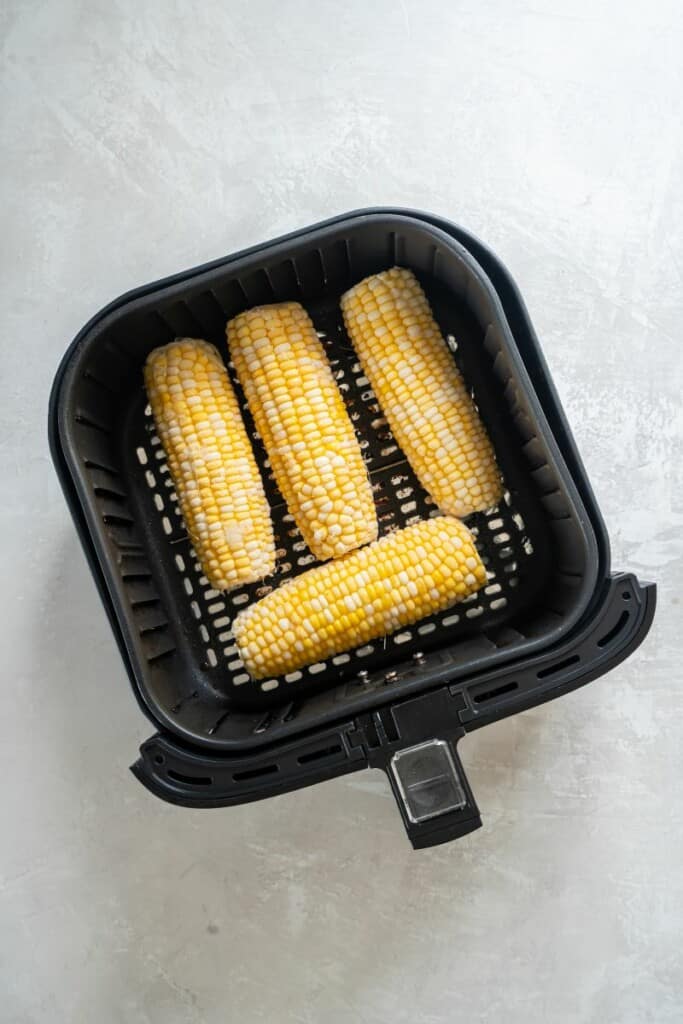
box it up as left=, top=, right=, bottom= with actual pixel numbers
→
left=341, top=267, right=502, bottom=517
left=227, top=302, right=377, bottom=561
left=234, top=516, right=486, bottom=679
left=144, top=338, right=275, bottom=591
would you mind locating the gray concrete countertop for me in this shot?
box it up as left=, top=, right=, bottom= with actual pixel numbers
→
left=2, top=1, right=681, bottom=1021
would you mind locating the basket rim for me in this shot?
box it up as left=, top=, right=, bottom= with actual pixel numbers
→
left=49, top=208, right=602, bottom=753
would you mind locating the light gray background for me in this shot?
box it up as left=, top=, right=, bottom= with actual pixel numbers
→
left=2, top=1, right=681, bottom=1021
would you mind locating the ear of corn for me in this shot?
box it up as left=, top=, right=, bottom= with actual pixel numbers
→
left=233, top=516, right=486, bottom=680
left=144, top=338, right=276, bottom=591
left=341, top=267, right=502, bottom=518
left=227, top=302, right=377, bottom=561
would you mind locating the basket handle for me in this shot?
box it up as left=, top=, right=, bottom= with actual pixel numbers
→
left=383, top=736, right=481, bottom=849
left=361, top=689, right=482, bottom=849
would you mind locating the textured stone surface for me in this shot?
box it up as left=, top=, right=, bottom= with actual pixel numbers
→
left=1, top=1, right=681, bottom=1021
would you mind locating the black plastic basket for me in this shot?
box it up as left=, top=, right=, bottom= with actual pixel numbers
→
left=49, top=209, right=655, bottom=848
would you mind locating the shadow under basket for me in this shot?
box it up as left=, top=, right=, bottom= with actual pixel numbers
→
left=49, top=210, right=655, bottom=849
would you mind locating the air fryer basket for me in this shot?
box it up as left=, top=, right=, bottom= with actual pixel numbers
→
left=50, top=211, right=655, bottom=848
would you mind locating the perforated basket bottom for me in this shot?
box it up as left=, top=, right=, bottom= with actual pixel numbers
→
left=127, top=303, right=544, bottom=705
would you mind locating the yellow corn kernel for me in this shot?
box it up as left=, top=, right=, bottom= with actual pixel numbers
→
left=227, top=302, right=377, bottom=561
left=144, top=338, right=275, bottom=591
left=341, top=267, right=502, bottom=517
left=234, top=516, right=486, bottom=679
